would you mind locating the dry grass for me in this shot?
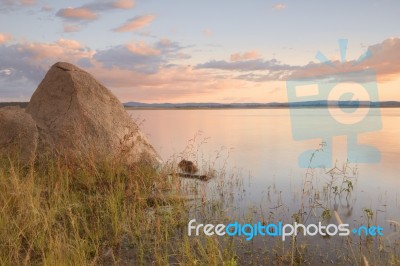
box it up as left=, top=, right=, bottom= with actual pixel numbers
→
left=0, top=145, right=399, bottom=265
left=0, top=150, right=241, bottom=265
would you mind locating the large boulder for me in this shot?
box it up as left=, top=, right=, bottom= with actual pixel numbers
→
left=26, top=62, right=161, bottom=166
left=0, top=106, right=38, bottom=165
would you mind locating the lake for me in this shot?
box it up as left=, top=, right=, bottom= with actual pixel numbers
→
left=128, top=108, right=400, bottom=236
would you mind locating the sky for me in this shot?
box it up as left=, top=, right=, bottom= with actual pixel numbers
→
left=0, top=0, right=399, bottom=103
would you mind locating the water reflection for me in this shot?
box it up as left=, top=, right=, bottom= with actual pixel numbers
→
left=129, top=108, right=400, bottom=227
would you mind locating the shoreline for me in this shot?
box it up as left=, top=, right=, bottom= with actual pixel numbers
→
left=2, top=102, right=400, bottom=110
left=124, top=106, right=400, bottom=110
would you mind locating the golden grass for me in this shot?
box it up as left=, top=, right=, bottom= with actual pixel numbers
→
left=0, top=147, right=243, bottom=266
left=0, top=150, right=399, bottom=265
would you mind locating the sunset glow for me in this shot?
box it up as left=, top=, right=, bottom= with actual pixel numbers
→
left=0, top=0, right=399, bottom=103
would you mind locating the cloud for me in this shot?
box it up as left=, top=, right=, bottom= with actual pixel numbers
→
left=0, top=45, right=43, bottom=82
left=81, top=0, right=134, bottom=12
left=0, top=33, right=12, bottom=44
left=87, top=63, right=247, bottom=103
left=230, top=51, right=261, bottom=62
left=359, top=37, right=400, bottom=81
left=0, top=69, right=12, bottom=76
left=0, top=39, right=92, bottom=81
left=0, top=38, right=185, bottom=86
left=55, top=1, right=135, bottom=22
left=56, top=7, right=98, bottom=21
left=63, top=24, right=80, bottom=32
left=94, top=39, right=187, bottom=73
left=197, top=38, right=400, bottom=83
left=0, top=38, right=206, bottom=102
left=0, top=34, right=264, bottom=103
left=197, top=58, right=298, bottom=82
left=2, top=37, right=398, bottom=103
left=84, top=0, right=134, bottom=11
left=56, top=38, right=82, bottom=50
left=0, top=38, right=95, bottom=100
left=126, top=41, right=160, bottom=56
left=272, top=3, right=286, bottom=10
left=197, top=58, right=297, bottom=72
left=203, top=28, right=213, bottom=37
left=154, top=39, right=191, bottom=60
left=289, top=37, right=400, bottom=82
left=93, top=45, right=160, bottom=73
left=155, top=39, right=187, bottom=53
left=113, top=0, right=134, bottom=9
left=114, top=14, right=155, bottom=32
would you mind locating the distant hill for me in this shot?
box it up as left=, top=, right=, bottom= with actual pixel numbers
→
left=0, top=102, right=29, bottom=108
left=124, top=101, right=400, bottom=109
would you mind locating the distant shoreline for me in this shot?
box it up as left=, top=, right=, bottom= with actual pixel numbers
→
left=124, top=100, right=400, bottom=109
left=2, top=101, right=400, bottom=110
left=124, top=106, right=400, bottom=110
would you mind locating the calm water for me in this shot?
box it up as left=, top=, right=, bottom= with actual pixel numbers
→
left=129, top=108, right=400, bottom=229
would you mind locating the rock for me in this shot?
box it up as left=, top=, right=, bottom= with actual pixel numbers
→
left=26, top=62, right=162, bottom=166
left=178, top=159, right=198, bottom=174
left=0, top=106, right=38, bottom=165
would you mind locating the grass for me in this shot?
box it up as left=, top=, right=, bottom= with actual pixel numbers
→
left=0, top=149, right=241, bottom=265
left=0, top=142, right=399, bottom=265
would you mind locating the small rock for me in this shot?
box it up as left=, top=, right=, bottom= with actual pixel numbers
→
left=178, top=159, right=198, bottom=174
left=0, top=106, right=38, bottom=165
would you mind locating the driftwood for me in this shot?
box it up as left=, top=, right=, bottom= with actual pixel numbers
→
left=176, top=172, right=211, bottom=181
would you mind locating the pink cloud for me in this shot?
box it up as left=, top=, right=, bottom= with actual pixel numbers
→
left=56, top=39, right=82, bottom=50
left=126, top=41, right=160, bottom=56
left=19, top=40, right=92, bottom=63
left=6, top=36, right=400, bottom=104
left=87, top=63, right=248, bottom=102
left=198, top=38, right=400, bottom=84
left=0, top=39, right=95, bottom=96
left=230, top=51, right=261, bottom=62
left=361, top=37, right=400, bottom=81
left=0, top=33, right=12, bottom=44
left=291, top=37, right=400, bottom=82
left=114, top=15, right=155, bottom=32
left=57, top=7, right=98, bottom=21
left=113, top=0, right=134, bottom=9
left=0, top=38, right=262, bottom=102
